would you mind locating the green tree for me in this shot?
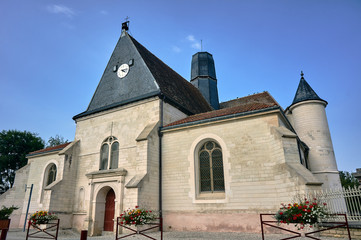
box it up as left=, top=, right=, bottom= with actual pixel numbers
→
left=0, top=130, right=44, bottom=193
left=339, top=171, right=360, bottom=189
left=47, top=134, right=68, bottom=147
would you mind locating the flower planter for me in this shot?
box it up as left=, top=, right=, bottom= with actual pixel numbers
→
left=38, top=224, right=49, bottom=230
left=116, top=217, right=163, bottom=240
left=260, top=213, right=351, bottom=240
left=26, top=219, right=60, bottom=240
left=0, top=219, right=10, bottom=230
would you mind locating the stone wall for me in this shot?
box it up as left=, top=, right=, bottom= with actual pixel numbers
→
left=0, top=164, right=30, bottom=228
left=161, top=111, right=322, bottom=232
left=72, top=97, right=162, bottom=233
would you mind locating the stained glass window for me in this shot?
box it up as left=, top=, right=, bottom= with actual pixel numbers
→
left=199, top=141, right=224, bottom=192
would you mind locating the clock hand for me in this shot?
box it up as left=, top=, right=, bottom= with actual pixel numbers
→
left=122, top=69, right=126, bottom=72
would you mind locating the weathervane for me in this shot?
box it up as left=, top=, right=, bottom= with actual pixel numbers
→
left=122, top=17, right=130, bottom=31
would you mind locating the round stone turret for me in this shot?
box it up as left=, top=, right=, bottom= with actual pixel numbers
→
left=289, top=73, right=342, bottom=190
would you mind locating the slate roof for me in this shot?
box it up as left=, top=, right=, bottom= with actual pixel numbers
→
left=164, top=92, right=279, bottom=127
left=73, top=31, right=211, bottom=120
left=129, top=36, right=212, bottom=114
left=27, top=142, right=72, bottom=157
left=291, top=75, right=327, bottom=106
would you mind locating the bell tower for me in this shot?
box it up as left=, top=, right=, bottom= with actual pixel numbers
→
left=190, top=52, right=219, bottom=110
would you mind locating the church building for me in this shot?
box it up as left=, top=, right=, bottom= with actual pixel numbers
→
left=1, top=22, right=342, bottom=234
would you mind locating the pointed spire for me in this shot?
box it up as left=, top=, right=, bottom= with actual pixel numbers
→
left=291, top=71, right=327, bottom=106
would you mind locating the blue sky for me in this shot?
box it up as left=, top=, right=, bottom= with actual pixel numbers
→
left=0, top=0, right=360, bottom=172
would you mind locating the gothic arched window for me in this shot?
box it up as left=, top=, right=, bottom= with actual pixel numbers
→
left=99, top=136, right=119, bottom=170
left=47, top=164, right=57, bottom=186
left=199, top=141, right=224, bottom=192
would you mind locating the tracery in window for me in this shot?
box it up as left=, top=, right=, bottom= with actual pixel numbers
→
left=199, top=141, right=224, bottom=192
left=99, top=136, right=119, bottom=170
left=47, top=164, right=57, bottom=186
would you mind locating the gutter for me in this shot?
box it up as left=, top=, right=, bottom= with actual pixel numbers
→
left=158, top=93, right=164, bottom=225
left=73, top=90, right=161, bottom=120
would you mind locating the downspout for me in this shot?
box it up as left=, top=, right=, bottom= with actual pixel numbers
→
left=158, top=94, right=164, bottom=227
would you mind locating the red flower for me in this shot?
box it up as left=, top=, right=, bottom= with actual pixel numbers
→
left=135, top=206, right=139, bottom=208
left=298, top=206, right=302, bottom=209
left=323, top=203, right=327, bottom=206
left=279, top=212, right=283, bottom=215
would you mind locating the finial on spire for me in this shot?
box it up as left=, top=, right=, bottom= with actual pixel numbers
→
left=201, top=40, right=203, bottom=52
left=122, top=17, right=130, bottom=31
left=301, top=71, right=304, bottom=78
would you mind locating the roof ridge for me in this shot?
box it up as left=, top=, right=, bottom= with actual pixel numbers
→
left=128, top=35, right=212, bottom=114
left=220, top=91, right=268, bottom=104
left=165, top=93, right=279, bottom=128
left=128, top=35, right=199, bottom=91
left=28, top=142, right=72, bottom=155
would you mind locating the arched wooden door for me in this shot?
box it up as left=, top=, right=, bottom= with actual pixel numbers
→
left=103, top=189, right=115, bottom=231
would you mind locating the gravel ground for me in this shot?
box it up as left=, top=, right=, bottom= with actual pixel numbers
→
left=4, top=229, right=351, bottom=240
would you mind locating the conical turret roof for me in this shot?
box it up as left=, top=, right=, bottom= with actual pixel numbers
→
left=291, top=72, right=327, bottom=106
left=73, top=30, right=211, bottom=120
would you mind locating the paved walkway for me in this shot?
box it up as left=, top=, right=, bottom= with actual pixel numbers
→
left=5, top=229, right=350, bottom=240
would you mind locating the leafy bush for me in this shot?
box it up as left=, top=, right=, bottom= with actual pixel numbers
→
left=0, top=205, right=19, bottom=220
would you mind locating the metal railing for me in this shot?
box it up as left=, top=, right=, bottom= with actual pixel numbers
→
left=304, top=187, right=361, bottom=222
left=260, top=213, right=351, bottom=240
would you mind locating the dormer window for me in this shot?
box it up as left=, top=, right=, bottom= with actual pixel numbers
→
left=100, top=136, right=119, bottom=170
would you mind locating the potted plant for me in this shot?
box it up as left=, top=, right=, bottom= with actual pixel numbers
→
left=274, top=198, right=329, bottom=235
left=119, top=206, right=157, bottom=226
left=0, top=205, right=18, bottom=229
left=29, top=210, right=58, bottom=230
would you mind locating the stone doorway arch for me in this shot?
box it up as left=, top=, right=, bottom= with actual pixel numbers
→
left=85, top=168, right=127, bottom=236
left=93, top=186, right=116, bottom=235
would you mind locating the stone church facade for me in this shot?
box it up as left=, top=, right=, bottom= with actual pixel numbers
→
left=1, top=22, right=342, bottom=234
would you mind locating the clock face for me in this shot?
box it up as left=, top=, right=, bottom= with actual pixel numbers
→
left=117, top=64, right=130, bottom=78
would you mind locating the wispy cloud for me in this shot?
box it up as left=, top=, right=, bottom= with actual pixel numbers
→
left=186, top=35, right=201, bottom=50
left=172, top=46, right=181, bottom=53
left=47, top=4, right=75, bottom=18
left=186, top=35, right=196, bottom=42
